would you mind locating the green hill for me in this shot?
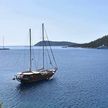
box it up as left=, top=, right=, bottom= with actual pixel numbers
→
left=34, top=41, right=77, bottom=46
left=70, top=35, right=108, bottom=48
left=34, top=35, right=108, bottom=48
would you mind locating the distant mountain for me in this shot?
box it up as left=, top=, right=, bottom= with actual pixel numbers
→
left=35, top=35, right=108, bottom=48
left=34, top=41, right=77, bottom=46
left=69, top=35, right=108, bottom=48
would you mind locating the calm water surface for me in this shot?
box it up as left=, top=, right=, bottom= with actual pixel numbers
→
left=0, top=47, right=108, bottom=108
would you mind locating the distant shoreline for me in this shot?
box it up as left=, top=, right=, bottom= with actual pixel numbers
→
left=1, top=35, right=108, bottom=49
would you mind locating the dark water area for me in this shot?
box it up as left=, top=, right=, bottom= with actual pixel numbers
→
left=0, top=47, right=108, bottom=108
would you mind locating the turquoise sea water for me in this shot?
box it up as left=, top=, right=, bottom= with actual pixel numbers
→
left=0, top=47, right=108, bottom=108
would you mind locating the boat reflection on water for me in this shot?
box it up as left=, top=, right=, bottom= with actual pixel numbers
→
left=16, top=78, right=55, bottom=92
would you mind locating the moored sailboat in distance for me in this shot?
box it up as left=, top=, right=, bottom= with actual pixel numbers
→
left=0, top=37, right=10, bottom=50
left=14, top=23, right=58, bottom=84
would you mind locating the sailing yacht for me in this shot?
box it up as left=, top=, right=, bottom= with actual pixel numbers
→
left=14, top=23, right=58, bottom=83
left=0, top=37, right=10, bottom=50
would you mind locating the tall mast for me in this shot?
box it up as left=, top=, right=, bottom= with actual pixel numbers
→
left=29, top=28, right=32, bottom=71
left=3, top=36, right=4, bottom=48
left=42, top=23, right=44, bottom=69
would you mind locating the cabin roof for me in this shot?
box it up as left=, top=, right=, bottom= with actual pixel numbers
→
left=17, top=71, right=40, bottom=75
left=17, top=68, right=56, bottom=75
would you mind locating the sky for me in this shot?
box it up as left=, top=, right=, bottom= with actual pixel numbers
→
left=0, top=0, right=108, bottom=45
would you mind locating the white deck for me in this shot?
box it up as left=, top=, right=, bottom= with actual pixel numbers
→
left=17, top=70, right=51, bottom=75
left=17, top=68, right=56, bottom=76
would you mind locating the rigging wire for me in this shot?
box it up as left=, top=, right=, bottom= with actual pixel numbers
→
left=32, top=46, right=37, bottom=70
left=44, top=28, right=58, bottom=69
left=44, top=40, right=54, bottom=68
